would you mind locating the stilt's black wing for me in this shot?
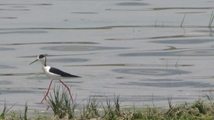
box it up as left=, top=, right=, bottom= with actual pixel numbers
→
left=49, top=67, right=80, bottom=77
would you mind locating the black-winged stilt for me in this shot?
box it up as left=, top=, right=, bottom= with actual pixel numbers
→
left=30, top=54, right=80, bottom=104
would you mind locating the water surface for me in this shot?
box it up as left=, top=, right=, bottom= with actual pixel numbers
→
left=0, top=0, right=214, bottom=110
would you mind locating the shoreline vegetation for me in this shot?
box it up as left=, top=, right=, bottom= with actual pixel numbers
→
left=1, top=86, right=214, bottom=120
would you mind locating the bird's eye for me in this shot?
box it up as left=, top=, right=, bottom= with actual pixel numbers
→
left=39, top=55, right=45, bottom=58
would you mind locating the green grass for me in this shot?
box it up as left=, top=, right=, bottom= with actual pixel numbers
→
left=47, top=86, right=77, bottom=119
left=2, top=86, right=214, bottom=120
left=0, top=100, right=16, bottom=120
left=80, top=96, right=101, bottom=119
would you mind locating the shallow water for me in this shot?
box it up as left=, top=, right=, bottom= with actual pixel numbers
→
left=0, top=0, right=214, bottom=110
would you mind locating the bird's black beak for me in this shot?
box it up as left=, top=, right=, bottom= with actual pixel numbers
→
left=29, top=59, right=38, bottom=65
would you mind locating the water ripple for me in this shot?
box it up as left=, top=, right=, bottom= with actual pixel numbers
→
left=0, top=30, right=47, bottom=34
left=41, top=45, right=128, bottom=51
left=113, top=68, right=190, bottom=76
left=118, top=81, right=213, bottom=88
left=151, top=39, right=214, bottom=44
left=117, top=2, right=149, bottom=6
left=0, top=42, right=98, bottom=46
left=0, top=47, right=15, bottom=51
left=0, top=80, right=12, bottom=85
left=0, top=65, right=16, bottom=69
left=49, top=58, right=88, bottom=63
left=119, top=49, right=214, bottom=57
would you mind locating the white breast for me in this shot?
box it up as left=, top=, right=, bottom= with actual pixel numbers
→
left=42, top=66, right=62, bottom=80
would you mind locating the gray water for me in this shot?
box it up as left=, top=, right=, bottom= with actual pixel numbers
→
left=0, top=0, right=214, bottom=110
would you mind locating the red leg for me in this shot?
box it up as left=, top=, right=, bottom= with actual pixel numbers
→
left=40, top=80, right=53, bottom=104
left=46, top=105, right=50, bottom=110
left=59, top=79, right=74, bottom=104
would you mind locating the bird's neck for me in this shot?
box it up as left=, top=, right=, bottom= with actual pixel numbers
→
left=40, top=59, right=47, bottom=66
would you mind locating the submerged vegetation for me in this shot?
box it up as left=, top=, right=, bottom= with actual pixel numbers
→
left=1, top=86, right=214, bottom=120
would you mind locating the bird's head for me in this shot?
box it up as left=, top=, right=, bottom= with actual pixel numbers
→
left=30, top=54, right=47, bottom=66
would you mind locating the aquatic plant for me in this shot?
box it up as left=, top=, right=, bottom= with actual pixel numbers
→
left=180, top=13, right=186, bottom=27
left=47, top=85, right=77, bottom=119
left=209, top=11, right=214, bottom=28
left=24, top=102, right=28, bottom=120
left=0, top=100, right=16, bottom=119
left=3, top=89, right=214, bottom=119
left=80, top=96, right=101, bottom=119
